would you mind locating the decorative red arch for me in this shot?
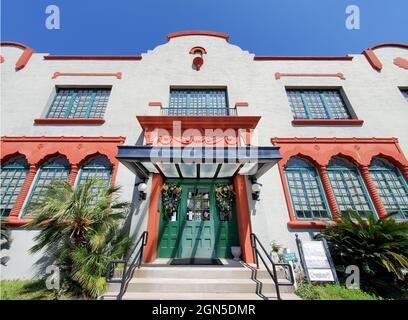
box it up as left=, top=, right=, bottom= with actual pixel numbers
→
left=0, top=41, right=35, bottom=70
left=362, top=43, right=408, bottom=71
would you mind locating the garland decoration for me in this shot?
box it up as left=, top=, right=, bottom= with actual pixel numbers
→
left=215, top=184, right=235, bottom=221
left=161, top=183, right=182, bottom=220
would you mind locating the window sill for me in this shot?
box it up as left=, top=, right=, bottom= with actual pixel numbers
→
left=34, top=118, right=105, bottom=125
left=291, top=119, right=364, bottom=126
left=287, top=220, right=335, bottom=229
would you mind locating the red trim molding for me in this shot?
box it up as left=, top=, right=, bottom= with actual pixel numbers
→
left=167, top=30, right=229, bottom=41
left=144, top=174, right=163, bottom=262
left=272, top=137, right=408, bottom=229
left=137, top=116, right=261, bottom=130
left=44, top=55, right=142, bottom=60
left=362, top=43, right=408, bottom=71
left=292, top=119, right=364, bottom=126
left=254, top=56, right=353, bottom=61
left=52, top=72, right=122, bottom=79
left=0, top=41, right=35, bottom=70
left=275, top=72, right=346, bottom=80
left=235, top=102, right=249, bottom=107
left=1, top=136, right=126, bottom=225
left=148, top=102, right=163, bottom=107
left=0, top=55, right=4, bottom=63
left=189, top=46, right=207, bottom=55
left=34, top=118, right=105, bottom=125
left=234, top=175, right=255, bottom=264
left=394, top=57, right=408, bottom=70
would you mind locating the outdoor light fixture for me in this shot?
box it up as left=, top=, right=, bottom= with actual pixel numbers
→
left=136, top=180, right=148, bottom=201
left=190, top=46, right=207, bottom=71
left=251, top=179, right=263, bottom=201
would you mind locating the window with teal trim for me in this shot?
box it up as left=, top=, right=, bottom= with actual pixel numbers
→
left=369, top=158, right=408, bottom=221
left=401, top=90, right=408, bottom=102
left=1, top=156, right=29, bottom=218
left=46, top=88, right=111, bottom=119
left=24, top=156, right=70, bottom=216
left=327, top=157, right=374, bottom=218
left=77, top=156, right=112, bottom=197
left=285, top=157, right=330, bottom=220
left=169, top=89, right=228, bottom=116
left=286, top=89, right=351, bottom=120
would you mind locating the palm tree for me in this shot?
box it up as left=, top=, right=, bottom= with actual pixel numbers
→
left=26, top=179, right=132, bottom=298
left=318, top=211, right=408, bottom=298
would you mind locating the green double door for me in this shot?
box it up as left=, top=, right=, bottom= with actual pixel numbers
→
left=157, top=179, right=239, bottom=259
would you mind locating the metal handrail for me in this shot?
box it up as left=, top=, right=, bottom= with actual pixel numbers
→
left=106, top=231, right=148, bottom=300
left=160, top=107, right=238, bottom=116
left=250, top=233, right=294, bottom=300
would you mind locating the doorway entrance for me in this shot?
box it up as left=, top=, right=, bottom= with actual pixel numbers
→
left=157, top=179, right=239, bottom=260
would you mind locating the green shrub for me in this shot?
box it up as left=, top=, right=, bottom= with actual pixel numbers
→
left=295, top=284, right=381, bottom=300
left=317, top=210, right=408, bottom=299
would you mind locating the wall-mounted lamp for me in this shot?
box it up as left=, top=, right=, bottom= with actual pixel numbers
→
left=189, top=46, right=207, bottom=71
left=251, top=179, right=263, bottom=201
left=136, top=180, right=148, bottom=201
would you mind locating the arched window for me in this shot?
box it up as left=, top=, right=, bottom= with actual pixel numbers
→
left=1, top=155, right=29, bottom=217
left=285, top=157, right=329, bottom=220
left=369, top=158, right=408, bottom=221
left=77, top=155, right=112, bottom=193
left=327, top=157, right=375, bottom=218
left=24, top=156, right=70, bottom=216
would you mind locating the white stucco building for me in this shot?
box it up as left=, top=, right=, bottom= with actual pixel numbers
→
left=1, top=31, right=408, bottom=281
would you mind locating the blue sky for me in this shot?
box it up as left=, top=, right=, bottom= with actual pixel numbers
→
left=1, top=0, right=407, bottom=56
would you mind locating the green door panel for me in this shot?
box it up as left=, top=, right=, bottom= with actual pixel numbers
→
left=157, top=179, right=239, bottom=259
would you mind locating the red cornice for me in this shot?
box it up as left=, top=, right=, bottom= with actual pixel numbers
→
left=254, top=56, right=353, bottom=61
left=1, top=136, right=126, bottom=143
left=136, top=116, right=261, bottom=130
left=44, top=55, right=142, bottom=60
left=34, top=118, right=105, bottom=125
left=167, top=30, right=229, bottom=41
left=292, top=119, right=364, bottom=126
left=271, top=137, right=399, bottom=144
left=366, top=43, right=408, bottom=51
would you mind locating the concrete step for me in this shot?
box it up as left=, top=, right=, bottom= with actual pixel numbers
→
left=108, top=277, right=294, bottom=294
left=132, top=266, right=288, bottom=279
left=100, top=292, right=301, bottom=300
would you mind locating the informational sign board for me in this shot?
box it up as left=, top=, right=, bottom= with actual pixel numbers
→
left=295, top=236, right=338, bottom=284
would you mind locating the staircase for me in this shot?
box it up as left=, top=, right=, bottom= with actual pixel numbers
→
left=100, top=260, right=299, bottom=300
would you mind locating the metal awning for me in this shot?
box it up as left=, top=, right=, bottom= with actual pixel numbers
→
left=116, top=146, right=281, bottom=179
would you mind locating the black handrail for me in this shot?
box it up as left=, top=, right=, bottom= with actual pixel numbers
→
left=250, top=233, right=294, bottom=300
left=106, top=231, right=148, bottom=300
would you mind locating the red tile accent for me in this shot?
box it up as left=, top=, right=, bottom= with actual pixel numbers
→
left=148, top=102, right=162, bottom=107
left=189, top=46, right=207, bottom=55
left=52, top=72, right=122, bottom=79
left=275, top=72, right=346, bottom=80
left=363, top=43, right=408, bottom=71
left=292, top=119, right=364, bottom=126
left=34, top=118, right=105, bottom=125
left=393, top=57, right=408, bottom=70
left=235, top=102, right=249, bottom=107
left=0, top=55, right=4, bottom=63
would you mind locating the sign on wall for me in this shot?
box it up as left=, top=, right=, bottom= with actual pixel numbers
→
left=295, top=235, right=338, bottom=284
